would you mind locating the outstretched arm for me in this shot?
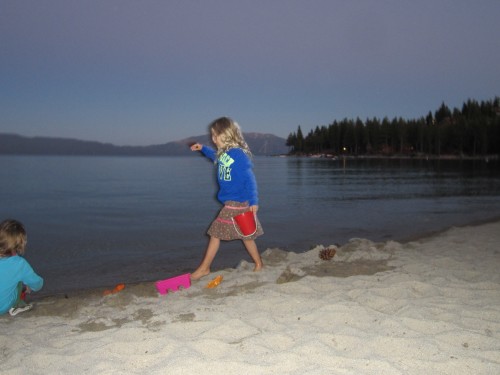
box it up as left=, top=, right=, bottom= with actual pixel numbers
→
left=191, top=143, right=216, bottom=161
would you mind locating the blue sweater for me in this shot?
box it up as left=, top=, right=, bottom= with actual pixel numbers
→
left=0, top=255, right=44, bottom=314
left=201, top=146, right=259, bottom=206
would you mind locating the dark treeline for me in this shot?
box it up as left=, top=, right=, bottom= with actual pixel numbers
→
left=286, top=97, right=500, bottom=157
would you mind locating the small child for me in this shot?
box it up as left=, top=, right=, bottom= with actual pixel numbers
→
left=0, top=219, right=44, bottom=316
left=190, top=117, right=264, bottom=280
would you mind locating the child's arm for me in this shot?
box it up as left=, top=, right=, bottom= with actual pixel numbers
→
left=19, top=257, right=44, bottom=292
left=246, top=169, right=259, bottom=209
left=191, top=143, right=217, bottom=162
left=24, top=271, right=43, bottom=292
left=191, top=143, right=216, bottom=161
left=231, top=149, right=259, bottom=209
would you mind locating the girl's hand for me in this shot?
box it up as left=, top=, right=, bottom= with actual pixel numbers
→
left=190, top=143, right=202, bottom=151
left=249, top=205, right=259, bottom=213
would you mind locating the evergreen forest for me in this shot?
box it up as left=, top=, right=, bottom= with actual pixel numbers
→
left=286, top=97, right=500, bottom=157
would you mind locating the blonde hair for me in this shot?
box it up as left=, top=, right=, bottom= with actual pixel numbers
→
left=209, top=117, right=252, bottom=158
left=0, top=219, right=27, bottom=257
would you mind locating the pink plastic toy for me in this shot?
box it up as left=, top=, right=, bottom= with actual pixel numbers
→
left=155, top=273, right=191, bottom=295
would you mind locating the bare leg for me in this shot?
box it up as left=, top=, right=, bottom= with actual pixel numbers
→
left=243, top=239, right=263, bottom=272
left=191, top=236, right=220, bottom=280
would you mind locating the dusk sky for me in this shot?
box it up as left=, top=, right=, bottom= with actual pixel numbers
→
left=1, top=1, right=499, bottom=146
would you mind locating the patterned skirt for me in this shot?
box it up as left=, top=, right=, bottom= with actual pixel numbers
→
left=207, top=201, right=264, bottom=241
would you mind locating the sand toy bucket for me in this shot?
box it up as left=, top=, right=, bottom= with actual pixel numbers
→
left=232, top=211, right=257, bottom=237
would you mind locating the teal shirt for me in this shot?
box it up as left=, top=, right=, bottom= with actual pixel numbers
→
left=0, top=255, right=43, bottom=314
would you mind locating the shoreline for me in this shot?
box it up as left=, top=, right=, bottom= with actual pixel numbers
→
left=2, top=220, right=500, bottom=374
left=28, top=216, right=500, bottom=300
left=281, top=153, right=499, bottom=161
left=397, top=215, right=500, bottom=243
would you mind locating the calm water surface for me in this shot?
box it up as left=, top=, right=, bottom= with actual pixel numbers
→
left=1, top=155, right=499, bottom=295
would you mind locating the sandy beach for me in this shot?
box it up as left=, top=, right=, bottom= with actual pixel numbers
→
left=1, top=221, right=499, bottom=374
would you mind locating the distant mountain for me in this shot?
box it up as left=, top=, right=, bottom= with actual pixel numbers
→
left=178, top=132, right=289, bottom=156
left=0, top=133, right=289, bottom=156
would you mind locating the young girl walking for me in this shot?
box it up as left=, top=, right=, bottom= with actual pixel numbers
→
left=190, top=117, right=263, bottom=280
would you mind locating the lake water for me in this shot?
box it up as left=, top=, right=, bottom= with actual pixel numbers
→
left=1, top=155, right=500, bottom=296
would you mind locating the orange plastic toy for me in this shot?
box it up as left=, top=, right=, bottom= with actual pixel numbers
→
left=103, top=283, right=126, bottom=296
left=206, top=275, right=223, bottom=289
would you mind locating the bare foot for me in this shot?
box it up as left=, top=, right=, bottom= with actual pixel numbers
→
left=190, top=268, right=210, bottom=281
left=253, top=262, right=263, bottom=272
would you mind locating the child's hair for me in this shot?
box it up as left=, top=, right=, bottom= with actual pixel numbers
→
left=0, top=219, right=27, bottom=257
left=209, top=117, right=252, bottom=158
